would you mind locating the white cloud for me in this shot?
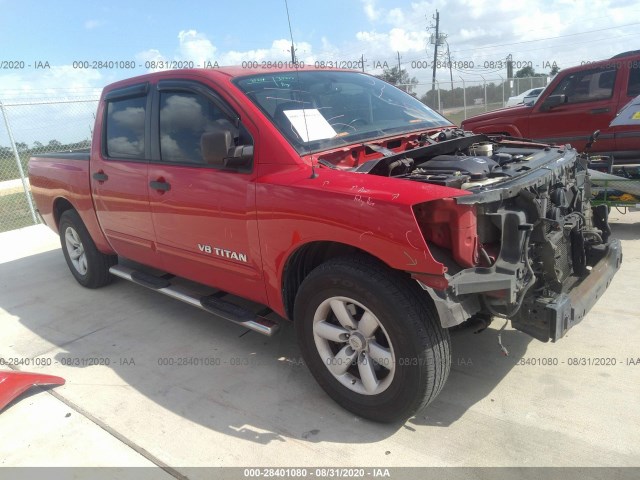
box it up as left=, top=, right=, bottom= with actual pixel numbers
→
left=458, top=0, right=489, bottom=19
left=388, top=8, right=405, bottom=25
left=136, top=48, right=164, bottom=64
left=177, top=30, right=217, bottom=64
left=135, top=31, right=219, bottom=71
left=389, top=28, right=429, bottom=52
left=355, top=30, right=387, bottom=48
left=459, top=28, right=495, bottom=41
left=1, top=65, right=103, bottom=100
left=219, top=39, right=313, bottom=65
left=509, top=11, right=565, bottom=42
left=361, top=0, right=382, bottom=21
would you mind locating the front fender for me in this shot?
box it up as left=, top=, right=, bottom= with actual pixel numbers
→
left=256, top=163, right=472, bottom=315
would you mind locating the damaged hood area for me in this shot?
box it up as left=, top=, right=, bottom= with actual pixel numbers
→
left=338, top=132, right=574, bottom=197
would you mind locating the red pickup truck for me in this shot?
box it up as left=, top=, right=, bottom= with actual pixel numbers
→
left=462, top=51, right=640, bottom=163
left=29, top=67, right=621, bottom=422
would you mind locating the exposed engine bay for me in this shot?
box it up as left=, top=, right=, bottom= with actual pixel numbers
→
left=325, top=129, right=622, bottom=342
left=351, top=130, right=558, bottom=191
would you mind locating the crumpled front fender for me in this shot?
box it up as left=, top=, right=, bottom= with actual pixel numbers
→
left=0, top=371, right=65, bottom=412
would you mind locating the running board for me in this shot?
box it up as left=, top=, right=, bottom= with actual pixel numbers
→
left=109, top=265, right=279, bottom=336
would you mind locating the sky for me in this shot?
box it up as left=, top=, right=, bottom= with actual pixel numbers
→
left=0, top=0, right=639, bottom=101
left=0, top=0, right=638, bottom=146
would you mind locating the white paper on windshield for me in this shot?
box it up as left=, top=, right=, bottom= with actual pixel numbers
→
left=283, top=109, right=337, bottom=142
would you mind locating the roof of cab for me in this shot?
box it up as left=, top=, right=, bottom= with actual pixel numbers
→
left=102, top=66, right=358, bottom=93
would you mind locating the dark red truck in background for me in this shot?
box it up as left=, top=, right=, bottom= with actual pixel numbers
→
left=29, top=67, right=621, bottom=422
left=462, top=51, right=640, bottom=163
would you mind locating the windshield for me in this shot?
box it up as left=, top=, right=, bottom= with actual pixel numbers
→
left=234, top=71, right=452, bottom=154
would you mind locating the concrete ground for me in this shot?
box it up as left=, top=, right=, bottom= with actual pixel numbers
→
left=1, top=214, right=639, bottom=475
left=0, top=178, right=30, bottom=197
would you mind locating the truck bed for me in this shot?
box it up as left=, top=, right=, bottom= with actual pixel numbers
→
left=28, top=150, right=110, bottom=252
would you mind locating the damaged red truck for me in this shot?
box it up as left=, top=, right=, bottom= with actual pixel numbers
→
left=29, top=67, right=622, bottom=422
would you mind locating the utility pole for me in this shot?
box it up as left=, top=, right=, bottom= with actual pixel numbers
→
left=397, top=51, right=401, bottom=72
left=431, top=9, right=439, bottom=92
left=289, top=44, right=297, bottom=64
left=506, top=53, right=514, bottom=96
left=361, top=54, right=366, bottom=72
left=445, top=37, right=453, bottom=91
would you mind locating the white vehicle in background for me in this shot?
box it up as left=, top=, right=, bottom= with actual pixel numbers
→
left=506, top=87, right=544, bottom=107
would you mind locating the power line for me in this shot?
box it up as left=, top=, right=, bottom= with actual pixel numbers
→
left=431, top=10, right=440, bottom=92
left=448, top=22, right=640, bottom=55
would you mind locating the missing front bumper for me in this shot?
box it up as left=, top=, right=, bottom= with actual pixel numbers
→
left=511, top=238, right=622, bottom=342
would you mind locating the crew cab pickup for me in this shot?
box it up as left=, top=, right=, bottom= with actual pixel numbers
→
left=29, top=67, right=622, bottom=422
left=462, top=51, right=640, bottom=163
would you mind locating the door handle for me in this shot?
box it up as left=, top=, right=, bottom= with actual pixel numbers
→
left=150, top=179, right=171, bottom=192
left=93, top=171, right=108, bottom=182
left=590, top=108, right=610, bottom=114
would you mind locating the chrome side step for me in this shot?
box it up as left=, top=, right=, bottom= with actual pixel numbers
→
left=109, top=265, right=279, bottom=336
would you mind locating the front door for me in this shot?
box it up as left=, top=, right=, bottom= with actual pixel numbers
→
left=528, top=65, right=620, bottom=152
left=147, top=81, right=267, bottom=304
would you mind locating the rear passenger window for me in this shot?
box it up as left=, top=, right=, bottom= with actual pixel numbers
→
left=159, top=92, right=239, bottom=165
left=105, top=96, right=147, bottom=159
left=550, top=67, right=617, bottom=104
left=627, top=64, right=640, bottom=97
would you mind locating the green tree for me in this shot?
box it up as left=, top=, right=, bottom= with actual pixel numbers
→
left=515, top=66, right=546, bottom=78
left=375, top=67, right=418, bottom=94
left=515, top=66, right=536, bottom=78
left=550, top=64, right=561, bottom=76
left=0, top=146, right=11, bottom=158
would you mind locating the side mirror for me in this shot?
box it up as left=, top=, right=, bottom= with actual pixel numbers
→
left=201, top=128, right=233, bottom=165
left=540, top=94, right=566, bottom=111
left=201, top=126, right=253, bottom=169
left=224, top=145, right=253, bottom=168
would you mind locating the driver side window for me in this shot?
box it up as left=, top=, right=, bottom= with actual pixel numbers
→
left=159, top=91, right=252, bottom=169
left=550, top=67, right=617, bottom=104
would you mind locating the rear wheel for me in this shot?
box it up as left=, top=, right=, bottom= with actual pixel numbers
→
left=294, top=256, right=451, bottom=423
left=59, top=210, right=116, bottom=288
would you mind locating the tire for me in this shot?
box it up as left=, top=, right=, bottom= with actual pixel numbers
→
left=59, top=210, right=116, bottom=288
left=294, top=255, right=451, bottom=423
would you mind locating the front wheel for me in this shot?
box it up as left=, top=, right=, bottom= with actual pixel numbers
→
left=59, top=210, right=116, bottom=288
left=294, top=256, right=451, bottom=423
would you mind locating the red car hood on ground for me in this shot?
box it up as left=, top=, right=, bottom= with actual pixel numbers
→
left=0, top=371, right=65, bottom=412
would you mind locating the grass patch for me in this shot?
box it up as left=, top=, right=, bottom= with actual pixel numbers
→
left=0, top=191, right=37, bottom=233
left=0, top=156, right=28, bottom=182
left=440, top=102, right=506, bottom=127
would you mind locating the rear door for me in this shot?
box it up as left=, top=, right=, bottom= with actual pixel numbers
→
left=91, top=83, right=159, bottom=267
left=527, top=65, right=619, bottom=152
left=146, top=80, right=267, bottom=304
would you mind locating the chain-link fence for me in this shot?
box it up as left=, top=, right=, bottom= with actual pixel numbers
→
left=400, top=75, right=550, bottom=126
left=0, top=76, right=550, bottom=233
left=0, top=98, right=98, bottom=233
